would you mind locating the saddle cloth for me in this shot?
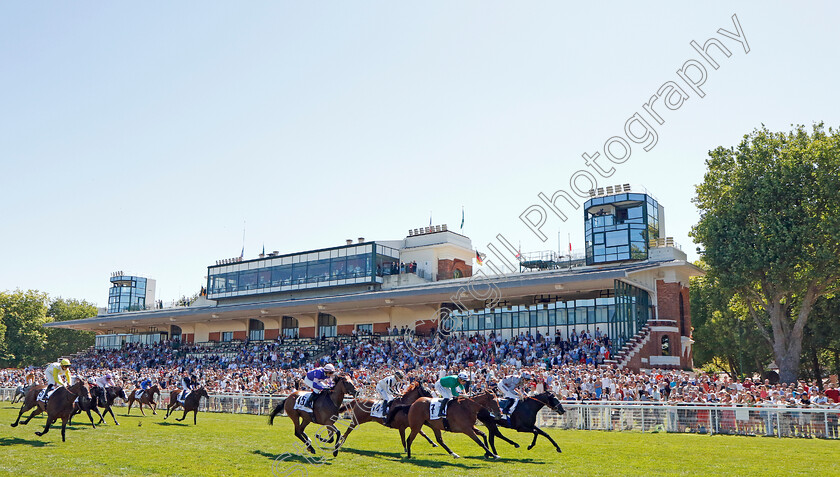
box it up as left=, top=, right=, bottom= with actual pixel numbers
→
left=135, top=389, right=145, bottom=399
left=37, top=388, right=57, bottom=403
left=294, top=392, right=313, bottom=412
left=500, top=398, right=520, bottom=416
left=429, top=398, right=447, bottom=420
left=370, top=400, right=386, bottom=419
left=178, top=390, right=192, bottom=403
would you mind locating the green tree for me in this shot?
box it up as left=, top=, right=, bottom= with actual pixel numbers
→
left=801, top=295, right=840, bottom=385
left=42, top=297, right=97, bottom=363
left=692, top=123, right=840, bottom=383
left=690, top=269, right=771, bottom=378
left=0, top=290, right=50, bottom=367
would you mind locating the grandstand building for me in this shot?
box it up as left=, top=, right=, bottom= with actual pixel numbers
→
left=48, top=187, right=702, bottom=371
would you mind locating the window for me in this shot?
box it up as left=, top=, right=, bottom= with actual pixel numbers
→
left=222, top=332, right=233, bottom=342
left=356, top=323, right=373, bottom=335
left=318, top=313, right=337, bottom=338
left=249, top=319, right=265, bottom=341
left=282, top=316, right=299, bottom=338
left=661, top=335, right=670, bottom=356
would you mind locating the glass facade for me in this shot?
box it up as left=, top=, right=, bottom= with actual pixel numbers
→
left=107, top=276, right=149, bottom=313
left=584, top=193, right=660, bottom=265
left=449, top=280, right=651, bottom=354
left=207, top=243, right=400, bottom=299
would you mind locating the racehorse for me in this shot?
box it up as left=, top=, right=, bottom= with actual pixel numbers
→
left=10, top=380, right=89, bottom=442
left=69, top=391, right=103, bottom=428
left=126, top=384, right=160, bottom=416
left=12, top=385, right=31, bottom=404
left=70, top=385, right=128, bottom=426
left=163, top=387, right=209, bottom=424
left=340, top=381, right=438, bottom=452
left=269, top=374, right=357, bottom=457
left=404, top=391, right=502, bottom=459
left=476, top=391, right=566, bottom=454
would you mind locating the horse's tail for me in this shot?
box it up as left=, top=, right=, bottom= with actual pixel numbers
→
left=386, top=404, right=411, bottom=425
left=269, top=398, right=287, bottom=425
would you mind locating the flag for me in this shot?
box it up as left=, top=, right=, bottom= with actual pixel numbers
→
left=430, top=212, right=433, bottom=227
left=475, top=250, right=484, bottom=266
left=569, top=233, right=572, bottom=253
left=262, top=243, right=265, bottom=256
left=460, top=206, right=464, bottom=230
left=240, top=245, right=244, bottom=259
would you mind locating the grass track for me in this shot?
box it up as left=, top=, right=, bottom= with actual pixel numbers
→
left=0, top=404, right=837, bottom=476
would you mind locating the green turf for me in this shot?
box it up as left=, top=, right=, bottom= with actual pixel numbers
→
left=0, top=403, right=837, bottom=476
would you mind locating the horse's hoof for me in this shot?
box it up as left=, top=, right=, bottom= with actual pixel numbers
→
left=450, top=453, right=460, bottom=459
left=332, top=450, right=338, bottom=457
left=556, top=448, right=562, bottom=453
left=431, top=443, right=438, bottom=447
left=35, top=432, right=42, bottom=436
left=10, top=423, right=17, bottom=428
left=308, top=447, right=316, bottom=455
left=527, top=445, right=534, bottom=450
left=513, top=443, right=520, bottom=448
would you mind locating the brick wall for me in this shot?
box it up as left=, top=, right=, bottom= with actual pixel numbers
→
left=233, top=331, right=247, bottom=341
left=182, top=333, right=194, bottom=344
left=437, top=259, right=472, bottom=280
left=299, top=326, right=315, bottom=338
left=208, top=332, right=220, bottom=342
left=264, top=328, right=279, bottom=340
left=337, top=324, right=354, bottom=336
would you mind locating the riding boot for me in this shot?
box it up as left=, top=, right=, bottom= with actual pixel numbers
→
left=383, top=400, right=391, bottom=425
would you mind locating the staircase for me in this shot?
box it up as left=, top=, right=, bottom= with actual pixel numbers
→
left=602, top=324, right=652, bottom=370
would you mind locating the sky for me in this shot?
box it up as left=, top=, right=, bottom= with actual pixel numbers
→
left=2, top=2, right=839, bottom=308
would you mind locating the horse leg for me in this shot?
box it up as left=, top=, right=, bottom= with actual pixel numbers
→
left=528, top=431, right=539, bottom=450
left=331, top=427, right=342, bottom=457
left=106, top=406, right=119, bottom=425
left=86, top=409, right=97, bottom=428
left=152, top=401, right=158, bottom=415
left=139, top=402, right=147, bottom=417
left=93, top=406, right=105, bottom=425
left=61, top=417, right=68, bottom=442
left=193, top=409, right=197, bottom=425
left=399, top=428, right=407, bottom=452
left=464, top=426, right=497, bottom=459
left=490, top=424, right=519, bottom=450
left=126, top=398, right=132, bottom=415
left=431, top=427, right=457, bottom=458
left=473, top=426, right=491, bottom=453
left=11, top=403, right=33, bottom=427
left=176, top=408, right=187, bottom=421
left=21, top=407, right=43, bottom=426
left=35, top=415, right=55, bottom=437
left=532, top=427, right=562, bottom=453
left=419, top=429, right=438, bottom=447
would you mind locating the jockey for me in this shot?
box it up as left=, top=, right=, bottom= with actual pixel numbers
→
left=498, top=372, right=531, bottom=415
left=435, top=371, right=470, bottom=399
left=376, top=370, right=405, bottom=419
left=25, top=367, right=36, bottom=386
left=178, top=371, right=199, bottom=403
left=95, top=373, right=115, bottom=390
left=43, top=359, right=72, bottom=397
left=134, top=376, right=152, bottom=398
left=301, top=364, right=336, bottom=411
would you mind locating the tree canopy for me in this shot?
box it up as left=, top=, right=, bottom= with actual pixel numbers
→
left=691, top=123, right=840, bottom=382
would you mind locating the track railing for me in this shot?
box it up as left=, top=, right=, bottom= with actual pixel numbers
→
left=2, top=387, right=837, bottom=439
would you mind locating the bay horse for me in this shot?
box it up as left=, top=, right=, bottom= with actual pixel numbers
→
left=163, top=387, right=209, bottom=424
left=340, top=381, right=438, bottom=452
left=126, top=384, right=160, bottom=416
left=269, top=374, right=357, bottom=457
left=11, top=381, right=89, bottom=442
left=477, top=391, right=566, bottom=454
left=69, top=392, right=103, bottom=428
left=405, top=391, right=502, bottom=459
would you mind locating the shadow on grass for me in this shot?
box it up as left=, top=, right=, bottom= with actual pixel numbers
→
left=462, top=455, right=546, bottom=464
left=156, top=421, right=188, bottom=427
left=337, top=447, right=479, bottom=469
left=251, top=449, right=334, bottom=466
left=0, top=437, right=50, bottom=447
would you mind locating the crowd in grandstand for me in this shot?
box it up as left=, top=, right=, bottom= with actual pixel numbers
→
left=1, top=332, right=839, bottom=410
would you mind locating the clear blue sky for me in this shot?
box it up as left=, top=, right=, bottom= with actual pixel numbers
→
left=2, top=2, right=838, bottom=307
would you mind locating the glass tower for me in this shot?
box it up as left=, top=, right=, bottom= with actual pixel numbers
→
left=107, top=275, right=154, bottom=313
left=584, top=192, right=661, bottom=265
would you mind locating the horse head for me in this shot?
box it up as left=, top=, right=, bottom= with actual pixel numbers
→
left=196, top=387, right=210, bottom=400
left=115, top=386, right=128, bottom=401
left=538, top=391, right=566, bottom=415
left=473, top=391, right=502, bottom=419
left=416, top=382, right=433, bottom=399
left=335, top=374, right=358, bottom=398
left=68, top=380, right=90, bottom=399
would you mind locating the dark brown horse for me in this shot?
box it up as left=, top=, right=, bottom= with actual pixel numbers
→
left=342, top=382, right=438, bottom=452
left=126, top=384, right=160, bottom=416
left=163, top=387, right=209, bottom=424
left=477, top=391, right=566, bottom=454
left=12, top=381, right=90, bottom=442
left=269, top=374, right=357, bottom=457
left=70, top=385, right=128, bottom=426
left=405, top=392, right=502, bottom=459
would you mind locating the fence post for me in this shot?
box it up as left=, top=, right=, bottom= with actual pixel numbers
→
left=641, top=408, right=645, bottom=432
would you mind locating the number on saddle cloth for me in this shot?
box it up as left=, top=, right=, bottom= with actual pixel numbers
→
left=294, top=392, right=314, bottom=412
left=370, top=400, right=386, bottom=419
left=429, top=398, right=449, bottom=420
left=38, top=387, right=58, bottom=403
